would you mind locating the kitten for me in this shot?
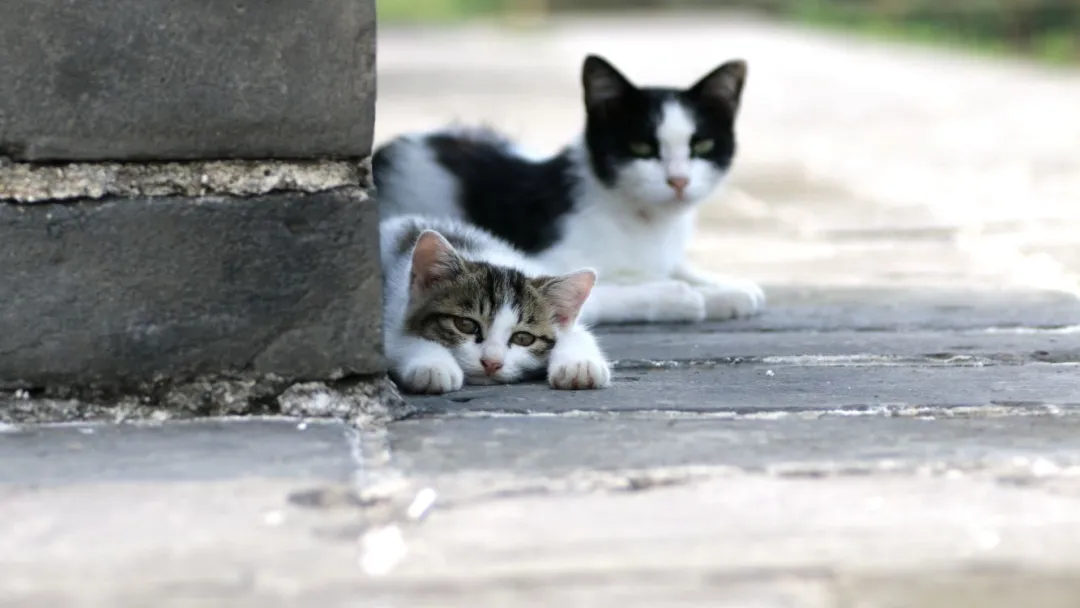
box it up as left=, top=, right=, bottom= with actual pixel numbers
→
left=380, top=214, right=612, bottom=395
left=373, top=54, right=765, bottom=325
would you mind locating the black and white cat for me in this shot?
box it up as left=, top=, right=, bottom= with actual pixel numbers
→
left=381, top=214, right=611, bottom=395
left=374, top=54, right=764, bottom=324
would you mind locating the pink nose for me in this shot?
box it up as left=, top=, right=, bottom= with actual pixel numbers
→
left=481, top=358, right=503, bottom=376
left=667, top=176, right=689, bottom=195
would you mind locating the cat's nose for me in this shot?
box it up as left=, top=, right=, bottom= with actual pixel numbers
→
left=481, top=358, right=503, bottom=375
left=666, top=176, right=689, bottom=196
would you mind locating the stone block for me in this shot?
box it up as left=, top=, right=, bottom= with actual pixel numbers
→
left=0, top=0, right=375, bottom=161
left=0, top=188, right=384, bottom=389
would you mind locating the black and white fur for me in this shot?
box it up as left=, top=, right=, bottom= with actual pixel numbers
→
left=381, top=214, right=611, bottom=394
left=374, top=54, right=765, bottom=324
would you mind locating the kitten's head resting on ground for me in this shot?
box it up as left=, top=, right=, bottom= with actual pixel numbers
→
left=581, top=54, right=746, bottom=214
left=404, top=230, right=596, bottom=385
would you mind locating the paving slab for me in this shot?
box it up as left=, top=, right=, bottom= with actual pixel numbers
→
left=382, top=475, right=1080, bottom=593
left=0, top=479, right=365, bottom=607
left=0, top=419, right=358, bottom=486
left=597, top=327, right=1080, bottom=366
left=412, top=363, right=1080, bottom=415
left=387, top=412, right=1080, bottom=480
left=599, top=287, right=1080, bottom=333
left=0, top=419, right=397, bottom=605
left=7, top=460, right=1080, bottom=607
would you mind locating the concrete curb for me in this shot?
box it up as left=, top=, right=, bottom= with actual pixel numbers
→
left=0, top=0, right=375, bottom=161
left=0, top=0, right=393, bottom=425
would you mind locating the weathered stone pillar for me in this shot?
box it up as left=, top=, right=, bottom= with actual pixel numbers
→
left=0, top=0, right=402, bottom=424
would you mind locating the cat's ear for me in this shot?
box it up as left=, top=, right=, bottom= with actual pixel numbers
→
left=538, top=269, right=597, bottom=328
left=410, top=230, right=465, bottom=292
left=582, top=55, right=637, bottom=110
left=687, top=59, right=747, bottom=115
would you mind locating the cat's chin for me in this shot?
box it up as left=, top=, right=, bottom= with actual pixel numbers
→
left=624, top=186, right=710, bottom=209
left=631, top=198, right=700, bottom=222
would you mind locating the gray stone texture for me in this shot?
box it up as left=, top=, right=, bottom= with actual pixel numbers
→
left=389, top=413, right=1080, bottom=479
left=602, top=326, right=1080, bottom=366
left=0, top=419, right=359, bottom=486
left=0, top=159, right=369, bottom=203
left=603, top=287, right=1080, bottom=334
left=0, top=0, right=375, bottom=161
left=414, top=363, right=1080, bottom=415
left=0, top=187, right=384, bottom=388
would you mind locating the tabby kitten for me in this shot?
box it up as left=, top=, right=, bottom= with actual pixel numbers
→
left=374, top=54, right=764, bottom=325
left=380, top=214, right=611, bottom=394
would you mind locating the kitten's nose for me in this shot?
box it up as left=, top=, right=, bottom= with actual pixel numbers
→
left=666, top=176, right=689, bottom=196
left=481, top=358, right=503, bottom=376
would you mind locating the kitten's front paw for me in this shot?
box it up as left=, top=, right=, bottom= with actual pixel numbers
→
left=398, top=359, right=465, bottom=395
left=694, top=279, right=766, bottom=320
left=548, top=357, right=612, bottom=390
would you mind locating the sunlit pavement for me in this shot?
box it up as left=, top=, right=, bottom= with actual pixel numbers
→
left=3, top=13, right=1080, bottom=606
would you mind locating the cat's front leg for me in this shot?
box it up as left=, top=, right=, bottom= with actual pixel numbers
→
left=547, top=325, right=612, bottom=390
left=388, top=336, right=465, bottom=395
left=578, top=281, right=707, bottom=325
left=671, top=263, right=766, bottom=320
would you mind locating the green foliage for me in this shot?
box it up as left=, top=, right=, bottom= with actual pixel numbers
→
left=377, top=0, right=509, bottom=23
left=374, top=0, right=1079, bottom=64
left=788, top=0, right=1079, bottom=65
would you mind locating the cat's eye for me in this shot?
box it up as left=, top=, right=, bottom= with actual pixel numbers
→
left=628, top=142, right=653, bottom=157
left=691, top=139, right=715, bottom=155
left=453, top=317, right=479, bottom=334
left=510, top=331, right=537, bottom=347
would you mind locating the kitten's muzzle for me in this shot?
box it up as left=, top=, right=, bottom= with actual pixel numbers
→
left=481, top=357, right=503, bottom=376
left=666, top=176, right=689, bottom=199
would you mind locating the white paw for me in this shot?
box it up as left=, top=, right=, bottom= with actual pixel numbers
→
left=548, top=357, right=612, bottom=390
left=694, top=278, right=766, bottom=320
left=645, top=280, right=707, bottom=323
left=398, top=358, right=464, bottom=395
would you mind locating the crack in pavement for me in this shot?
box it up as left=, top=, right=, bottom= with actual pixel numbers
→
left=368, top=457, right=1080, bottom=513
left=406, top=403, right=1080, bottom=421
left=413, top=402, right=1080, bottom=420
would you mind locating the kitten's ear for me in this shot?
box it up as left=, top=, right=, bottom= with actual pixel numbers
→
left=688, top=59, right=747, bottom=115
left=538, top=269, right=597, bottom=328
left=410, top=230, right=464, bottom=292
left=582, top=55, right=636, bottom=110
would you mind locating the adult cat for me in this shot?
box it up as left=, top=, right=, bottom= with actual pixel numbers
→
left=381, top=214, right=611, bottom=395
left=375, top=54, right=764, bottom=324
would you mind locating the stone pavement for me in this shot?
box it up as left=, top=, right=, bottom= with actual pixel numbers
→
left=3, top=13, right=1080, bottom=607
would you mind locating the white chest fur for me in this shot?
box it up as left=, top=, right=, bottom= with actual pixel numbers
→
left=533, top=190, right=697, bottom=283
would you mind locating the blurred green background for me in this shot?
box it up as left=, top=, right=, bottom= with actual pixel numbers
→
left=377, top=0, right=1080, bottom=65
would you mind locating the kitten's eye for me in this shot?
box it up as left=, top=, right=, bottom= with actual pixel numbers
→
left=628, top=142, right=653, bottom=157
left=691, top=139, right=715, bottom=155
left=453, top=317, right=479, bottom=334
left=510, top=331, right=536, bottom=347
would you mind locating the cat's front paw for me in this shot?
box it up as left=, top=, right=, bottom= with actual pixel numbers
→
left=398, top=359, right=465, bottom=395
left=694, top=278, right=766, bottom=320
left=646, top=280, right=707, bottom=323
left=548, top=357, right=612, bottom=390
